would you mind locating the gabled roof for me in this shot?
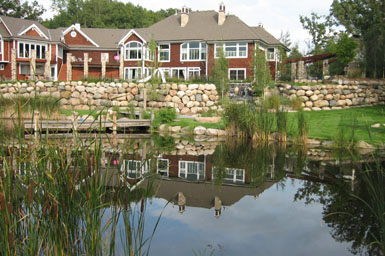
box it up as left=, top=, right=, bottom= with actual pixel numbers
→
left=62, top=24, right=100, bottom=47
left=0, top=15, right=50, bottom=41
left=251, top=26, right=281, bottom=46
left=146, top=11, right=260, bottom=42
left=18, top=23, right=48, bottom=39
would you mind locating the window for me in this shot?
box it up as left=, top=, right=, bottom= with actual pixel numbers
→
left=229, top=69, right=246, bottom=81
left=267, top=48, right=275, bottom=61
left=159, top=44, right=170, bottom=62
left=101, top=53, right=109, bottom=62
left=58, top=46, right=63, bottom=59
left=124, top=41, right=142, bottom=60
left=188, top=67, right=200, bottom=80
left=181, top=42, right=207, bottom=61
left=19, top=64, right=44, bottom=75
left=171, top=68, right=186, bottom=80
left=124, top=67, right=141, bottom=81
left=215, top=42, right=248, bottom=58
left=159, top=68, right=171, bottom=78
left=120, top=160, right=150, bottom=179
left=157, top=159, right=169, bottom=176
left=212, top=168, right=245, bottom=184
left=18, top=42, right=47, bottom=59
left=0, top=64, right=4, bottom=70
left=179, top=161, right=205, bottom=180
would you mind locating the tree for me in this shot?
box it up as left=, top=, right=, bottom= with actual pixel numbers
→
left=299, top=12, right=333, bottom=54
left=44, top=0, right=176, bottom=29
left=0, top=0, right=45, bottom=20
left=331, top=0, right=385, bottom=78
left=278, top=30, right=292, bottom=49
left=211, top=45, right=229, bottom=99
left=250, top=47, right=272, bottom=97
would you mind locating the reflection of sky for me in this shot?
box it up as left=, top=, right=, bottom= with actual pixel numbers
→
left=133, top=179, right=352, bottom=256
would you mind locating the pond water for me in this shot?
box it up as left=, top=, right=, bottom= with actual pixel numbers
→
left=0, top=134, right=383, bottom=255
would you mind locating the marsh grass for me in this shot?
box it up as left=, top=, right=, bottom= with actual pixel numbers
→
left=0, top=107, right=163, bottom=255
left=296, top=110, right=308, bottom=144
left=333, top=115, right=358, bottom=151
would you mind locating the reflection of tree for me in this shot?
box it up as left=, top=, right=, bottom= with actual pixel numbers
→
left=210, top=140, right=288, bottom=187
left=294, top=160, right=384, bottom=255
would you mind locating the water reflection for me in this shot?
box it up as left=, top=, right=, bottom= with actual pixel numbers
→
left=0, top=134, right=383, bottom=255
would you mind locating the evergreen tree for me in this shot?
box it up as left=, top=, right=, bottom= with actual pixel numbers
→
left=250, top=47, right=272, bottom=97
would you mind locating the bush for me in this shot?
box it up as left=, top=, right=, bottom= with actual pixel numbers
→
left=152, top=107, right=176, bottom=129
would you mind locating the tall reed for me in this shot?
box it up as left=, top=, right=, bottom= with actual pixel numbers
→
left=296, top=110, right=308, bottom=144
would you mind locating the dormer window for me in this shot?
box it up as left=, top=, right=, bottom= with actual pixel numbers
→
left=124, top=41, right=142, bottom=60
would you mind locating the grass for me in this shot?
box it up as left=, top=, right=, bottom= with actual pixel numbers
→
left=287, top=106, right=385, bottom=143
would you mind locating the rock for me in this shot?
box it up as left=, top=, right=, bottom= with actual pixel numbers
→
left=305, top=90, right=314, bottom=96
left=202, top=94, right=209, bottom=102
left=337, top=100, right=346, bottom=106
left=178, top=84, right=187, bottom=91
left=186, top=101, right=195, bottom=108
left=177, top=91, right=185, bottom=98
left=310, top=95, right=318, bottom=101
left=180, top=108, right=190, bottom=114
left=296, top=90, right=305, bottom=96
left=185, top=90, right=193, bottom=96
left=165, top=95, right=172, bottom=102
left=76, top=86, right=85, bottom=92
left=131, top=87, right=139, bottom=95
left=61, top=91, right=72, bottom=99
left=371, top=123, right=381, bottom=128
left=206, top=101, right=214, bottom=107
left=169, top=126, right=181, bottom=133
left=194, top=126, right=207, bottom=135
left=305, top=101, right=313, bottom=108
left=169, top=90, right=177, bottom=96
left=206, top=128, right=218, bottom=136
left=196, top=94, right=202, bottom=102
left=70, top=98, right=80, bottom=106
left=188, top=84, right=199, bottom=90
left=314, top=100, right=329, bottom=108
left=195, top=117, right=221, bottom=123
left=172, top=96, right=181, bottom=103
left=72, top=91, right=80, bottom=98
left=357, top=141, right=375, bottom=149
left=217, top=130, right=227, bottom=136
left=311, top=107, right=322, bottom=111
left=159, top=124, right=168, bottom=132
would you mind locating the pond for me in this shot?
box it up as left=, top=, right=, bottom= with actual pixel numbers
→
left=0, top=133, right=383, bottom=255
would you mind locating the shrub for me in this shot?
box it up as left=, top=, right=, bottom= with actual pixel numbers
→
left=152, top=107, right=176, bottom=129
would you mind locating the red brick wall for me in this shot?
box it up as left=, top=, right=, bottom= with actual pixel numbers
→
left=50, top=44, right=57, bottom=63
left=25, top=28, right=42, bottom=37
left=1, top=41, right=11, bottom=62
left=64, top=30, right=93, bottom=46
left=0, top=63, right=12, bottom=80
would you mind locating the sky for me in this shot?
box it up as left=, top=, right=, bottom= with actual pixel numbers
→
left=39, top=0, right=335, bottom=53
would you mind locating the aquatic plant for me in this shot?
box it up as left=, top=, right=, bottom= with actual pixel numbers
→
left=296, top=110, right=308, bottom=144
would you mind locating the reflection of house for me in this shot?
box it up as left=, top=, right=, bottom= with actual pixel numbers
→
left=0, top=3, right=286, bottom=81
left=152, top=179, right=275, bottom=209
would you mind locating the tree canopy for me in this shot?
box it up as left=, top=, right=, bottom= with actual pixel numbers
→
left=0, top=0, right=45, bottom=20
left=43, top=0, right=176, bottom=29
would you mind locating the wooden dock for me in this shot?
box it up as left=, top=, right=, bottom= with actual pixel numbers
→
left=24, top=110, right=152, bottom=133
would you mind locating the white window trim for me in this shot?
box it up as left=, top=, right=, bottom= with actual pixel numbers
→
left=228, top=68, right=247, bottom=81
left=19, top=63, right=45, bottom=75
left=157, top=159, right=169, bottom=177
left=266, top=47, right=276, bottom=61
left=124, top=67, right=142, bottom=81
left=101, top=52, right=109, bottom=62
left=120, top=159, right=150, bottom=180
left=158, top=43, right=170, bottom=62
left=171, top=67, right=186, bottom=79
left=18, top=41, right=48, bottom=59
left=212, top=167, right=245, bottom=184
left=18, top=24, right=49, bottom=40
left=124, top=41, right=143, bottom=61
left=215, top=42, right=248, bottom=59
left=187, top=67, right=201, bottom=80
left=180, top=42, right=207, bottom=62
left=0, top=36, right=3, bottom=55
left=178, top=160, right=205, bottom=180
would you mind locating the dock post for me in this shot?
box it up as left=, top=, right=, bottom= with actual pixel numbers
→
left=143, top=88, right=147, bottom=111
left=33, top=110, right=40, bottom=135
left=72, top=111, right=79, bottom=135
left=112, top=111, right=117, bottom=146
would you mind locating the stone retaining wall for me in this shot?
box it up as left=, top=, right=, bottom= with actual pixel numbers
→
left=0, top=81, right=219, bottom=114
left=277, top=79, right=385, bottom=110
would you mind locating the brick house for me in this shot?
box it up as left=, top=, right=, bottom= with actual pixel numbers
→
left=0, top=4, right=286, bottom=82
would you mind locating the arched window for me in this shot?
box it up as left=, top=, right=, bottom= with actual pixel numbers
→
left=124, top=41, right=142, bottom=60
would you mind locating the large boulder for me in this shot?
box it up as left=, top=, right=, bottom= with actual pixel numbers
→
left=194, top=126, right=207, bottom=135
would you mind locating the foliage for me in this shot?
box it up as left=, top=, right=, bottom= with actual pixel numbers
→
left=289, top=96, right=303, bottom=111
left=296, top=110, right=308, bottom=144
left=0, top=95, right=61, bottom=116
left=168, top=118, right=225, bottom=130
left=250, top=47, right=273, bottom=97
left=333, top=116, right=357, bottom=150
left=0, top=0, right=44, bottom=20
left=152, top=107, right=176, bottom=129
left=44, top=0, right=176, bottom=29
left=211, top=45, right=229, bottom=98
left=331, top=0, right=385, bottom=78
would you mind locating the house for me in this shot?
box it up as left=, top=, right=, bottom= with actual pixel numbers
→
left=0, top=4, right=286, bottom=82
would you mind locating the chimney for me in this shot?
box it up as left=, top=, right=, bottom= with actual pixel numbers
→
left=74, top=23, right=81, bottom=30
left=218, top=3, right=226, bottom=26
left=180, top=6, right=189, bottom=27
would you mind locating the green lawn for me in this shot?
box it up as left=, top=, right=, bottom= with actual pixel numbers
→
left=287, top=105, right=385, bottom=143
